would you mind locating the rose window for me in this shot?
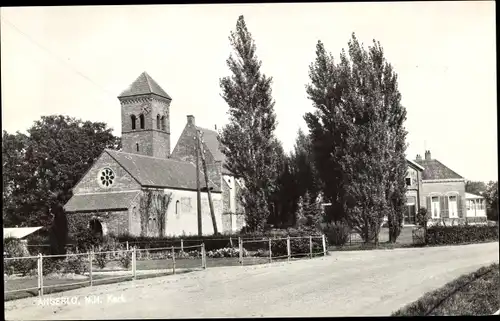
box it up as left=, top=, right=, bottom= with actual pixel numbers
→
left=98, top=168, right=115, bottom=187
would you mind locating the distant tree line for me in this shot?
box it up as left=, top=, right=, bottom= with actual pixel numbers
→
left=2, top=115, right=121, bottom=253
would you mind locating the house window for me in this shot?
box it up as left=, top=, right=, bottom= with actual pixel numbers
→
left=405, top=177, right=412, bottom=186
left=131, top=115, right=136, bottom=130
left=466, top=200, right=471, bottom=210
left=156, top=114, right=161, bottom=130
left=405, top=196, right=416, bottom=224
left=477, top=199, right=483, bottom=210
left=139, top=114, right=145, bottom=129
left=448, top=195, right=458, bottom=218
left=431, top=196, right=440, bottom=218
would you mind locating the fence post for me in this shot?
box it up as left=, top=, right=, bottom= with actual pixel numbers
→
left=180, top=239, right=184, bottom=253
left=322, top=234, right=327, bottom=257
left=309, top=235, right=313, bottom=259
left=89, top=251, right=93, bottom=286
left=268, top=238, right=272, bottom=263
left=239, top=237, right=243, bottom=266
left=287, top=236, right=291, bottom=262
left=230, top=237, right=233, bottom=248
left=38, top=253, right=44, bottom=297
left=202, top=243, right=206, bottom=269
left=172, top=246, right=176, bottom=275
left=126, top=241, right=129, bottom=251
left=132, top=247, right=137, bottom=280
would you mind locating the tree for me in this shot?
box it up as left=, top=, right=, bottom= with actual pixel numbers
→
left=305, top=34, right=407, bottom=244
left=290, top=128, right=320, bottom=203
left=484, top=181, right=498, bottom=221
left=465, top=180, right=487, bottom=196
left=2, top=115, right=120, bottom=234
left=304, top=40, right=347, bottom=224
left=219, top=15, right=280, bottom=232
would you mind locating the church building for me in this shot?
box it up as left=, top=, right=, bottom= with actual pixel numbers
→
left=64, top=72, right=245, bottom=237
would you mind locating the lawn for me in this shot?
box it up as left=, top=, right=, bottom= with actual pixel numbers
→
left=4, top=255, right=301, bottom=302
left=392, top=263, right=500, bottom=316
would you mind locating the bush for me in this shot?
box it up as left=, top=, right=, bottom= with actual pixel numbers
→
left=118, top=251, right=131, bottom=269
left=94, top=237, right=124, bottom=269
left=72, top=228, right=103, bottom=252
left=323, top=222, right=350, bottom=247
left=426, top=225, right=498, bottom=245
left=62, top=254, right=88, bottom=275
left=4, top=238, right=38, bottom=276
left=206, top=247, right=247, bottom=258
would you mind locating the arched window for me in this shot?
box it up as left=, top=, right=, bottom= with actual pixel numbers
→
left=136, top=143, right=139, bottom=152
left=131, top=115, right=136, bottom=130
left=161, top=116, right=166, bottom=131
left=139, top=114, right=145, bottom=129
left=156, top=114, right=161, bottom=130
left=175, top=200, right=180, bottom=215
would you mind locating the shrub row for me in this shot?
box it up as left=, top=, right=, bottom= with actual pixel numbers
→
left=425, top=225, right=499, bottom=245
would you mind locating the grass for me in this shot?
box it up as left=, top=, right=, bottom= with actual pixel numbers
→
left=4, top=254, right=324, bottom=302
left=392, top=263, right=500, bottom=316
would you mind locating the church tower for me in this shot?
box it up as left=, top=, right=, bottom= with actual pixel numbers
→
left=118, top=72, right=171, bottom=158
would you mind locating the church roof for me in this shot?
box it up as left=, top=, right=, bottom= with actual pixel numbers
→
left=196, top=126, right=234, bottom=176
left=118, top=72, right=172, bottom=100
left=64, top=191, right=139, bottom=213
left=106, top=149, right=220, bottom=192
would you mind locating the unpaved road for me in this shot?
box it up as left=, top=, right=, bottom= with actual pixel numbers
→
left=5, top=242, right=499, bottom=319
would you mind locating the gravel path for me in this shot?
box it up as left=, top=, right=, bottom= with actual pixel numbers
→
left=5, top=242, right=498, bottom=319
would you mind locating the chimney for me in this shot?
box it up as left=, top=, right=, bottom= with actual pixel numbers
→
left=187, top=115, right=195, bottom=126
left=416, top=154, right=422, bottom=162
left=424, top=150, right=431, bottom=161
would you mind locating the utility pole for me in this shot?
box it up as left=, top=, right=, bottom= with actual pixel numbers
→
left=195, top=135, right=202, bottom=236
left=196, top=129, right=219, bottom=235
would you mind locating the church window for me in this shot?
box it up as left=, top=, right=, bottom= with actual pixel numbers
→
left=139, top=114, right=145, bottom=129
left=131, top=115, right=136, bottom=130
left=175, top=200, right=180, bottom=215
left=136, top=143, right=139, bottom=152
left=156, top=114, right=161, bottom=130
left=161, top=116, right=166, bottom=131
left=98, top=168, right=115, bottom=188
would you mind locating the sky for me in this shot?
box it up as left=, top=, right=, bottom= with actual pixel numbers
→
left=1, top=2, right=497, bottom=182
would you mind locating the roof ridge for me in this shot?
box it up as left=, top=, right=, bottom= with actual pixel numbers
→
left=105, top=149, right=195, bottom=166
left=143, top=71, right=154, bottom=93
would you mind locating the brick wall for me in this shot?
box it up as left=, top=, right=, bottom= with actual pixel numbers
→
left=170, top=122, right=222, bottom=191
left=72, top=151, right=141, bottom=194
left=421, top=180, right=466, bottom=218
left=120, top=95, right=171, bottom=158
left=67, top=210, right=129, bottom=238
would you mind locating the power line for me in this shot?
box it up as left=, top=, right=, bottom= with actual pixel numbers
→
left=0, top=15, right=116, bottom=98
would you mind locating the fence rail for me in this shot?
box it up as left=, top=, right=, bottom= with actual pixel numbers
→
left=4, top=235, right=326, bottom=301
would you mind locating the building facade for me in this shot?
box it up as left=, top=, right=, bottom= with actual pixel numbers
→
left=64, top=72, right=244, bottom=237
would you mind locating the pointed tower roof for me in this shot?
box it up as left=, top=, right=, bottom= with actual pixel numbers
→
left=118, top=71, right=171, bottom=100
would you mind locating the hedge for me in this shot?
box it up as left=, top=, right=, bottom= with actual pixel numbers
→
left=425, top=225, right=499, bottom=245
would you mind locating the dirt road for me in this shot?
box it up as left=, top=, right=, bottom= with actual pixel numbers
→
left=5, top=242, right=499, bottom=319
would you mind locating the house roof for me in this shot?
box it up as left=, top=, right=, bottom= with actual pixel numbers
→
left=465, top=192, right=484, bottom=200
left=106, top=149, right=220, bottom=192
left=118, top=72, right=171, bottom=100
left=4, top=227, right=43, bottom=239
left=64, top=191, right=140, bottom=213
left=415, top=159, right=464, bottom=180
left=407, top=159, right=424, bottom=171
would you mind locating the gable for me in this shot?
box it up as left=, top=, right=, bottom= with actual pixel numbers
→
left=72, top=151, right=141, bottom=195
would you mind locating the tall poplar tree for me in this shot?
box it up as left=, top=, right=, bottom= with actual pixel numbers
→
left=219, top=16, right=279, bottom=232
